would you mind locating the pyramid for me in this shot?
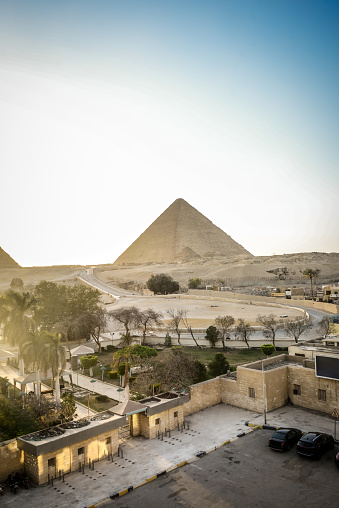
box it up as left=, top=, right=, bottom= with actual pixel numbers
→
left=113, top=198, right=252, bottom=265
left=0, top=247, right=20, bottom=268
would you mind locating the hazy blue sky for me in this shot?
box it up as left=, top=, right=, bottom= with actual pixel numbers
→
left=1, top=0, right=338, bottom=266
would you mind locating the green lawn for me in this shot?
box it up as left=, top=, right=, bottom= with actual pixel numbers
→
left=74, top=393, right=118, bottom=413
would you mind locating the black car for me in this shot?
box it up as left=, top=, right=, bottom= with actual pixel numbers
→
left=268, top=428, right=303, bottom=451
left=296, top=432, right=334, bottom=459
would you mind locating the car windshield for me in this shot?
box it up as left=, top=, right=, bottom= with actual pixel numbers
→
left=272, top=432, right=287, bottom=439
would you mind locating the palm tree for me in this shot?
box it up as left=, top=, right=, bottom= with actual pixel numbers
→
left=39, top=332, right=66, bottom=405
left=21, top=332, right=45, bottom=399
left=0, top=291, right=36, bottom=375
left=303, top=268, right=320, bottom=298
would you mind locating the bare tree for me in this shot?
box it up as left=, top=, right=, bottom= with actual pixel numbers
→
left=181, top=310, right=202, bottom=348
left=109, top=306, right=141, bottom=336
left=73, top=308, right=107, bottom=352
left=166, top=308, right=186, bottom=346
left=235, top=319, right=254, bottom=349
left=139, top=308, right=163, bottom=345
left=257, top=314, right=280, bottom=348
left=317, top=316, right=335, bottom=339
left=283, top=318, right=313, bottom=343
left=215, top=315, right=235, bottom=349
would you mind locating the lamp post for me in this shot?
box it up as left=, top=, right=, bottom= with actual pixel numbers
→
left=6, top=382, right=12, bottom=399
left=90, top=379, right=96, bottom=393
left=100, top=366, right=106, bottom=381
left=19, top=391, right=25, bottom=409
left=117, top=387, right=124, bottom=401
left=110, top=332, right=115, bottom=348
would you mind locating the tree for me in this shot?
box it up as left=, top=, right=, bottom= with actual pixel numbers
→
left=208, top=353, right=229, bottom=377
left=215, top=315, right=234, bottom=349
left=109, top=306, right=141, bottom=336
left=59, top=392, right=77, bottom=422
left=147, top=274, right=179, bottom=295
left=73, top=307, right=107, bottom=352
left=39, top=331, right=66, bottom=405
left=166, top=308, right=186, bottom=345
left=0, top=290, right=36, bottom=375
left=303, top=268, right=320, bottom=297
left=80, top=355, right=98, bottom=377
left=261, top=344, right=275, bottom=357
left=257, top=314, right=280, bottom=348
left=317, top=316, right=335, bottom=338
left=139, top=308, right=163, bottom=345
left=188, top=278, right=202, bottom=289
left=283, top=318, right=313, bottom=343
left=181, top=310, right=202, bottom=348
left=205, top=326, right=220, bottom=348
left=235, top=319, right=254, bottom=349
left=21, top=332, right=46, bottom=398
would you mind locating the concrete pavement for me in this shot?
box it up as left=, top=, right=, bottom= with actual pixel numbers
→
left=71, top=371, right=126, bottom=402
left=1, top=403, right=336, bottom=508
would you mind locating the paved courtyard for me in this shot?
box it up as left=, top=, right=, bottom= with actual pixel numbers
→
left=1, top=404, right=336, bottom=507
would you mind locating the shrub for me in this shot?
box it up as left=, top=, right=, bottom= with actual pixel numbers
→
left=129, top=376, right=136, bottom=383
left=164, top=334, right=172, bottom=347
left=108, top=371, right=118, bottom=378
left=208, top=353, right=229, bottom=377
left=96, top=395, right=109, bottom=402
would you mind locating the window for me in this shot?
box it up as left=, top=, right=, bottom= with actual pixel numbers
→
left=249, top=387, right=255, bottom=398
left=293, top=384, right=301, bottom=395
left=155, top=418, right=160, bottom=425
left=174, top=411, right=178, bottom=418
left=105, top=437, right=111, bottom=444
left=48, top=458, right=56, bottom=468
left=318, top=389, right=326, bottom=401
left=78, top=447, right=85, bottom=456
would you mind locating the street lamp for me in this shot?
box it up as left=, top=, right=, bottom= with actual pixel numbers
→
left=117, top=387, right=124, bottom=401
left=19, top=391, right=25, bottom=409
left=90, top=379, right=96, bottom=393
left=110, top=332, right=115, bottom=348
left=6, top=382, right=12, bottom=398
left=100, top=366, right=106, bottom=381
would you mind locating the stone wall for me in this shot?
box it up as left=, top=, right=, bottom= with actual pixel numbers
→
left=184, top=378, right=221, bottom=416
left=24, top=428, right=119, bottom=485
left=288, top=364, right=339, bottom=415
left=0, top=438, right=23, bottom=482
left=138, top=406, right=184, bottom=439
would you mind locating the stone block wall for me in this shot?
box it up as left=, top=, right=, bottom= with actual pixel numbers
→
left=138, top=406, right=184, bottom=439
left=184, top=378, right=221, bottom=416
left=0, top=439, right=23, bottom=482
left=288, top=364, right=339, bottom=415
left=24, top=428, right=120, bottom=485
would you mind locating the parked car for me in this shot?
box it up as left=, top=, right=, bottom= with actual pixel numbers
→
left=296, top=432, right=334, bottom=459
left=268, top=428, right=303, bottom=451
left=335, top=452, right=339, bottom=467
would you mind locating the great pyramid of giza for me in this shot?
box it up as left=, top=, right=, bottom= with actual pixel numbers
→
left=0, top=247, right=20, bottom=268
left=114, top=198, right=252, bottom=265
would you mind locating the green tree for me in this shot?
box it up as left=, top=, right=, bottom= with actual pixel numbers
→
left=235, top=319, right=254, bottom=349
left=205, top=325, right=220, bottom=348
left=0, top=290, right=36, bottom=375
left=188, top=277, right=202, bottom=289
left=257, top=314, right=279, bottom=348
left=303, top=268, right=320, bottom=297
left=147, top=274, right=179, bottom=295
left=208, top=353, right=229, bottom=377
left=260, top=344, right=275, bottom=357
left=215, top=315, right=235, bottom=349
left=21, top=332, right=46, bottom=399
left=0, top=376, right=9, bottom=396
left=193, top=360, right=208, bottom=383
left=80, top=355, right=98, bottom=377
left=59, top=392, right=77, bottom=421
left=39, top=331, right=66, bottom=405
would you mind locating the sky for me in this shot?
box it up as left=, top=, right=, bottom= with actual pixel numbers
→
left=1, top=0, right=338, bottom=267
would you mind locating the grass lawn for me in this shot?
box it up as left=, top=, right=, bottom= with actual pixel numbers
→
left=181, top=347, right=286, bottom=366
left=74, top=393, right=118, bottom=413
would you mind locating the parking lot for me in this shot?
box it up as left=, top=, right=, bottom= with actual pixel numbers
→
left=104, top=429, right=339, bottom=508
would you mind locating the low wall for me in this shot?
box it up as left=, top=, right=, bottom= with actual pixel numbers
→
left=0, top=438, right=23, bottom=482
left=184, top=378, right=221, bottom=416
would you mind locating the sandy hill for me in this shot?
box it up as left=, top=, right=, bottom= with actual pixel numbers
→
left=0, top=247, right=20, bottom=268
left=113, top=198, right=252, bottom=265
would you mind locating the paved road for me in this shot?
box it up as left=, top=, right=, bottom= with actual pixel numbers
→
left=78, top=267, right=133, bottom=299
left=71, top=370, right=126, bottom=402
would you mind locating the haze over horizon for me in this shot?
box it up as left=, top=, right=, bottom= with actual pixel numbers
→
left=1, top=1, right=338, bottom=267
